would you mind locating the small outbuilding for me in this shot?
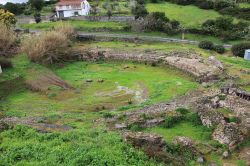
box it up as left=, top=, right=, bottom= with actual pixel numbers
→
left=244, top=49, right=250, bottom=61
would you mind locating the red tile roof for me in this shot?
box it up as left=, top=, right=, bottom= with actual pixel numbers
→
left=56, top=0, right=82, bottom=7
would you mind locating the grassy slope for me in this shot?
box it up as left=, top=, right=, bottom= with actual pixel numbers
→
left=146, top=2, right=221, bottom=28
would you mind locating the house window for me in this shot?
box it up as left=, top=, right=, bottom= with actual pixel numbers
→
left=74, top=11, right=79, bottom=16
left=66, top=5, right=70, bottom=9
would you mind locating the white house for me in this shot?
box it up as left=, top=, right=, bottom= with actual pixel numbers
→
left=55, top=0, right=91, bottom=18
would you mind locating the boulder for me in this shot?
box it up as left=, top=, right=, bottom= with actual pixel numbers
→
left=198, top=109, right=225, bottom=127
left=212, top=123, right=244, bottom=148
left=123, top=132, right=166, bottom=150
left=173, top=136, right=202, bottom=156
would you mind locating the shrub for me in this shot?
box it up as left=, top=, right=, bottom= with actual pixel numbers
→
left=214, top=0, right=234, bottom=11
left=34, top=12, right=41, bottom=23
left=231, top=42, right=250, bottom=57
left=197, top=0, right=214, bottom=9
left=0, top=9, right=16, bottom=26
left=186, top=112, right=202, bottom=126
left=213, top=45, right=225, bottom=54
left=54, top=23, right=76, bottom=39
left=0, top=22, right=16, bottom=55
left=198, top=40, right=214, bottom=50
left=131, top=3, right=148, bottom=19
left=162, top=115, right=183, bottom=128
left=0, top=57, right=12, bottom=69
left=22, top=31, right=70, bottom=64
left=176, top=108, right=189, bottom=115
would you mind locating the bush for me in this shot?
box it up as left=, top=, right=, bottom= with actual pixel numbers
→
left=22, top=31, right=70, bottom=64
left=53, top=23, right=76, bottom=39
left=0, top=22, right=16, bottom=55
left=131, top=3, right=148, bottom=19
left=231, top=42, right=250, bottom=57
left=186, top=112, right=202, bottom=126
left=0, top=57, right=12, bottom=69
left=162, top=115, right=183, bottom=128
left=176, top=108, right=189, bottom=115
left=198, top=40, right=214, bottom=50
left=213, top=45, right=225, bottom=54
left=0, top=9, right=16, bottom=26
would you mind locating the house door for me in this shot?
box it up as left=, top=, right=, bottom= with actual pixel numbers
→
left=58, top=11, right=64, bottom=18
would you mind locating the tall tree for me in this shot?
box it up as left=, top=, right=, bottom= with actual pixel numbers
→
left=29, top=0, right=44, bottom=11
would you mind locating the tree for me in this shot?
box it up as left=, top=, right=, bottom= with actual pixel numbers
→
left=34, top=12, right=41, bottom=23
left=4, top=2, right=25, bottom=15
left=107, top=10, right=112, bottom=19
left=132, top=4, right=148, bottom=19
left=0, top=9, right=16, bottom=26
left=29, top=0, right=44, bottom=11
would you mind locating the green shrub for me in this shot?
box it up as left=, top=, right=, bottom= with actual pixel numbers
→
left=176, top=108, right=189, bottom=115
left=213, top=45, right=225, bottom=54
left=0, top=57, right=13, bottom=69
left=162, top=115, right=183, bottom=128
left=130, top=124, right=143, bottom=131
left=231, top=42, right=250, bottom=57
left=198, top=40, right=214, bottom=50
left=103, top=112, right=114, bottom=118
left=186, top=112, right=202, bottom=126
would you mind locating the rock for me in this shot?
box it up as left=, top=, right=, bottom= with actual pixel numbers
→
left=211, top=96, right=220, bottom=108
left=198, top=109, right=225, bottom=128
left=209, top=163, right=217, bottom=166
left=208, top=56, right=224, bottom=70
left=239, top=147, right=250, bottom=165
left=123, top=65, right=129, bottom=69
left=222, top=151, right=229, bottom=159
left=143, top=118, right=165, bottom=128
left=212, top=123, right=244, bottom=147
left=122, top=131, right=185, bottom=165
left=173, top=136, right=194, bottom=148
left=123, top=132, right=166, bottom=150
left=97, top=79, right=104, bottom=83
left=86, top=79, right=93, bottom=83
left=173, top=136, right=202, bottom=156
left=197, top=156, right=205, bottom=164
left=115, top=123, right=127, bottom=129
left=0, top=121, right=9, bottom=132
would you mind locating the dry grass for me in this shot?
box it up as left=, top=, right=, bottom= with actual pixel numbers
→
left=54, top=22, right=76, bottom=39
left=22, top=24, right=77, bottom=64
left=0, top=22, right=16, bottom=55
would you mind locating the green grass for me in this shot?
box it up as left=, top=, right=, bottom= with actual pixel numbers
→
left=0, top=49, right=199, bottom=165
left=1, top=54, right=198, bottom=117
left=146, top=2, right=222, bottom=28
left=146, top=122, right=212, bottom=143
left=239, top=3, right=250, bottom=8
left=20, top=20, right=126, bottom=31
left=0, top=125, right=162, bottom=166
